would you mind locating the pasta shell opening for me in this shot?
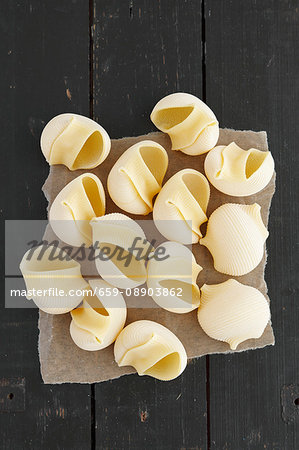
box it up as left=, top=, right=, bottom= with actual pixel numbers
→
left=204, top=144, right=274, bottom=196
left=143, top=352, right=181, bottom=380
left=84, top=292, right=110, bottom=317
left=107, top=141, right=168, bottom=215
left=70, top=280, right=126, bottom=350
left=49, top=173, right=105, bottom=246
left=41, top=114, right=111, bottom=170
left=150, top=93, right=219, bottom=155
left=139, top=145, right=168, bottom=183
left=114, top=320, right=187, bottom=380
left=153, top=169, right=210, bottom=243
left=71, top=297, right=110, bottom=342
left=81, top=175, right=105, bottom=217
left=181, top=172, right=209, bottom=212
left=118, top=333, right=176, bottom=379
left=118, top=167, right=152, bottom=211
left=153, top=106, right=194, bottom=130
left=245, top=150, right=268, bottom=178
left=72, top=130, right=103, bottom=170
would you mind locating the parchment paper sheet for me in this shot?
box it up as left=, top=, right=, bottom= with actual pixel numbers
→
left=39, top=128, right=275, bottom=384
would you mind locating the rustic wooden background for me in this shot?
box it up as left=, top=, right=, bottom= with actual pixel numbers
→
left=1, top=1, right=298, bottom=449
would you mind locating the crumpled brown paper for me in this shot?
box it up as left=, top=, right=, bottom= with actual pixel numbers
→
left=39, top=129, right=275, bottom=384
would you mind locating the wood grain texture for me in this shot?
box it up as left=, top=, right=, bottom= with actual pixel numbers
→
left=205, top=1, right=299, bottom=449
left=92, top=1, right=207, bottom=448
left=1, top=0, right=298, bottom=448
left=95, top=359, right=207, bottom=450
left=92, top=0, right=203, bottom=138
left=0, top=1, right=91, bottom=448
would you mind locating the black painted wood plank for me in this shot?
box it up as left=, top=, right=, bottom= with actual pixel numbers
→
left=0, top=1, right=91, bottom=449
left=92, top=0, right=203, bottom=138
left=205, top=1, right=299, bottom=449
left=95, top=360, right=207, bottom=450
left=92, top=1, right=207, bottom=449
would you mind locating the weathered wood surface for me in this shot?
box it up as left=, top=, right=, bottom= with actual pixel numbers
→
left=205, top=1, right=299, bottom=449
left=0, top=1, right=92, bottom=449
left=0, top=0, right=298, bottom=449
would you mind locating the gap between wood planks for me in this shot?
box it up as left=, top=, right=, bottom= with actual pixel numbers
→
left=89, top=2, right=96, bottom=450
left=201, top=1, right=211, bottom=449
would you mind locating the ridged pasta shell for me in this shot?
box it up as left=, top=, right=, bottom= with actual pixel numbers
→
left=49, top=173, right=105, bottom=247
left=204, top=142, right=275, bottom=196
left=114, top=320, right=187, bottom=380
left=147, top=241, right=202, bottom=313
left=197, top=279, right=271, bottom=350
left=200, top=203, right=268, bottom=276
left=70, top=279, right=127, bottom=351
left=91, top=213, right=153, bottom=289
left=150, top=92, right=219, bottom=155
left=19, top=245, right=89, bottom=314
left=107, top=140, right=168, bottom=215
left=153, top=169, right=210, bottom=244
left=40, top=113, right=111, bottom=170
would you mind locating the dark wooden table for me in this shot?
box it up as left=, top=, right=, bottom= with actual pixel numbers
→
left=1, top=1, right=298, bottom=449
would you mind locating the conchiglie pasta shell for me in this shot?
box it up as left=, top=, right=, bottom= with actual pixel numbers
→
left=204, top=142, right=275, bottom=196
left=107, top=140, right=168, bottom=215
left=70, top=279, right=126, bottom=351
left=91, top=213, right=153, bottom=289
left=153, top=169, right=210, bottom=244
left=40, top=113, right=111, bottom=170
left=198, top=279, right=271, bottom=350
left=49, top=173, right=105, bottom=247
left=150, top=92, right=219, bottom=155
left=19, top=245, right=89, bottom=314
left=114, top=320, right=187, bottom=381
left=200, top=203, right=268, bottom=276
left=147, top=241, right=202, bottom=313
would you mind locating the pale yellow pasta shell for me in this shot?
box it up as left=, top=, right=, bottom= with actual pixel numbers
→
left=40, top=113, right=111, bottom=170
left=198, top=279, right=271, bottom=350
left=200, top=203, right=268, bottom=276
left=91, top=213, right=153, bottom=289
left=70, top=279, right=126, bottom=351
left=19, top=245, right=89, bottom=314
left=107, top=140, right=168, bottom=215
left=150, top=92, right=219, bottom=155
left=204, top=142, right=275, bottom=196
left=153, top=169, right=210, bottom=244
left=49, top=173, right=105, bottom=247
left=114, top=320, right=187, bottom=381
left=147, top=241, right=202, bottom=313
